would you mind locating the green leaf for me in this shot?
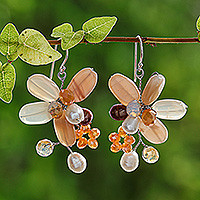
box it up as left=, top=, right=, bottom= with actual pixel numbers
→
left=198, top=33, right=200, bottom=41
left=0, top=62, right=16, bottom=103
left=0, top=23, right=19, bottom=61
left=51, top=23, right=73, bottom=38
left=82, top=16, right=117, bottom=43
left=196, top=16, right=200, bottom=31
left=18, top=29, right=62, bottom=65
left=61, top=30, right=84, bottom=50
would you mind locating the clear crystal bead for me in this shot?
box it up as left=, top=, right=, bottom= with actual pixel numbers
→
left=142, top=146, right=159, bottom=164
left=36, top=139, right=54, bottom=157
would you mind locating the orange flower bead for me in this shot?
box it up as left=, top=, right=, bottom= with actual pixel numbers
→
left=109, top=132, right=120, bottom=143
left=80, top=125, right=91, bottom=134
left=110, top=142, right=122, bottom=153
left=88, top=139, right=98, bottom=149
left=122, top=143, right=132, bottom=153
left=118, top=126, right=127, bottom=138
left=124, top=135, right=135, bottom=144
left=75, top=129, right=83, bottom=139
left=88, top=128, right=100, bottom=139
left=77, top=137, right=88, bottom=149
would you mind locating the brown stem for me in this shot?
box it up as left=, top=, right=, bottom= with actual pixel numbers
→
left=48, top=36, right=200, bottom=45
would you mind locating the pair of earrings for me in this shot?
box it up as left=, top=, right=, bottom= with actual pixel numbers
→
left=18, top=36, right=188, bottom=174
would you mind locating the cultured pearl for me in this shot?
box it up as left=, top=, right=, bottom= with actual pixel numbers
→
left=67, top=152, right=87, bottom=173
left=126, top=100, right=141, bottom=117
left=120, top=151, right=139, bottom=172
left=48, top=101, right=63, bottom=119
left=36, top=139, right=54, bottom=157
left=142, top=146, right=159, bottom=164
left=65, top=104, right=84, bottom=124
left=122, top=116, right=140, bottom=134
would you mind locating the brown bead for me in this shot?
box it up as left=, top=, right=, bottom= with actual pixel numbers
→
left=88, top=128, right=100, bottom=139
left=110, top=142, right=121, bottom=153
left=118, top=126, right=127, bottom=138
left=122, top=143, right=132, bottom=153
left=88, top=139, right=98, bottom=149
left=59, top=89, right=75, bottom=105
left=77, top=137, right=88, bottom=149
left=141, top=109, right=156, bottom=126
left=109, top=104, right=128, bottom=121
left=124, top=135, right=135, bottom=144
left=80, top=108, right=93, bottom=126
left=108, top=132, right=120, bottom=143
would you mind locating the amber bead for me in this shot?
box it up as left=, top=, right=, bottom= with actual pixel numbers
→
left=88, top=128, right=100, bottom=139
left=124, top=135, right=135, bottom=144
left=48, top=101, right=63, bottom=119
left=110, top=142, right=121, bottom=153
left=77, top=137, right=88, bottom=149
left=109, top=132, right=120, bottom=143
left=118, top=126, right=127, bottom=137
left=141, top=109, right=156, bottom=126
left=122, top=143, right=132, bottom=153
left=88, top=139, right=98, bottom=149
left=80, top=125, right=91, bottom=134
left=59, top=89, right=75, bottom=105
left=75, top=129, right=83, bottom=139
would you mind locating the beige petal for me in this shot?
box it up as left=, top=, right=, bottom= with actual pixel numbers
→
left=142, top=73, right=165, bottom=105
left=108, top=73, right=140, bottom=106
left=139, top=118, right=168, bottom=144
left=67, top=68, right=98, bottom=102
left=53, top=113, right=76, bottom=147
left=27, top=74, right=60, bottom=102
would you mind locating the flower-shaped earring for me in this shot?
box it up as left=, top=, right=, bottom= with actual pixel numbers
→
left=19, top=67, right=100, bottom=173
left=108, top=36, right=188, bottom=172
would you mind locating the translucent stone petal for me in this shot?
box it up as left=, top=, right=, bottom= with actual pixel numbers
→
left=108, top=73, right=140, bottom=106
left=36, top=139, right=54, bottom=157
left=19, top=101, right=52, bottom=124
left=53, top=113, right=76, bottom=147
left=67, top=152, right=87, bottom=173
left=139, top=118, right=168, bottom=144
left=152, top=99, right=188, bottom=120
left=120, top=151, right=139, bottom=172
left=27, top=74, right=60, bottom=102
left=122, top=116, right=140, bottom=134
left=142, top=73, right=165, bottom=105
left=142, top=146, right=159, bottom=164
left=67, top=68, right=98, bottom=102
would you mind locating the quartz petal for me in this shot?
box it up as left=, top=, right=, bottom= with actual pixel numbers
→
left=142, top=73, right=165, bottom=105
left=19, top=101, right=52, bottom=124
left=27, top=74, right=60, bottom=102
left=53, top=113, right=76, bottom=147
left=139, top=118, right=168, bottom=144
left=67, top=68, right=98, bottom=102
left=122, top=116, right=140, bottom=134
left=152, top=99, right=188, bottom=120
left=108, top=73, right=140, bottom=106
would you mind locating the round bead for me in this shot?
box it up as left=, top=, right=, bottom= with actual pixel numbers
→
left=109, top=104, right=128, bottom=121
left=142, top=146, right=159, bottom=164
left=59, top=89, right=75, bottom=105
left=108, top=132, right=120, bottom=143
left=126, top=100, right=141, bottom=117
left=88, top=128, right=100, bottom=139
left=121, top=143, right=132, bottom=153
left=80, top=125, right=91, bottom=134
left=80, top=108, right=93, bottom=126
left=75, top=129, right=83, bottom=139
left=65, top=104, right=84, bottom=124
left=110, top=142, right=121, bottom=153
left=77, top=137, right=88, bottom=149
left=118, top=126, right=127, bottom=137
left=120, top=151, right=139, bottom=172
left=48, top=101, right=63, bottom=119
left=124, top=135, right=135, bottom=144
left=67, top=152, right=87, bottom=173
left=36, top=139, right=54, bottom=157
left=141, top=109, right=156, bottom=126
left=88, top=139, right=98, bottom=149
left=122, top=116, right=140, bottom=134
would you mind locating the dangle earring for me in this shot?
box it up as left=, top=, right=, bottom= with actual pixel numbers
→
left=19, top=49, right=100, bottom=174
left=108, top=35, right=188, bottom=172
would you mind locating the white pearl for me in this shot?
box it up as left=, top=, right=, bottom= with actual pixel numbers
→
left=122, top=116, right=140, bottom=134
left=67, top=152, right=87, bottom=173
left=65, top=104, right=84, bottom=124
left=120, top=151, right=139, bottom=172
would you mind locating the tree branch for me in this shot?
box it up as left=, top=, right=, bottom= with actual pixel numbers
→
left=48, top=36, right=200, bottom=45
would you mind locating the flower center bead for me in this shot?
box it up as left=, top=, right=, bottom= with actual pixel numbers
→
left=48, top=101, right=63, bottom=119
left=141, top=109, right=156, bottom=126
left=126, top=100, right=141, bottom=117
left=59, top=89, right=75, bottom=105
